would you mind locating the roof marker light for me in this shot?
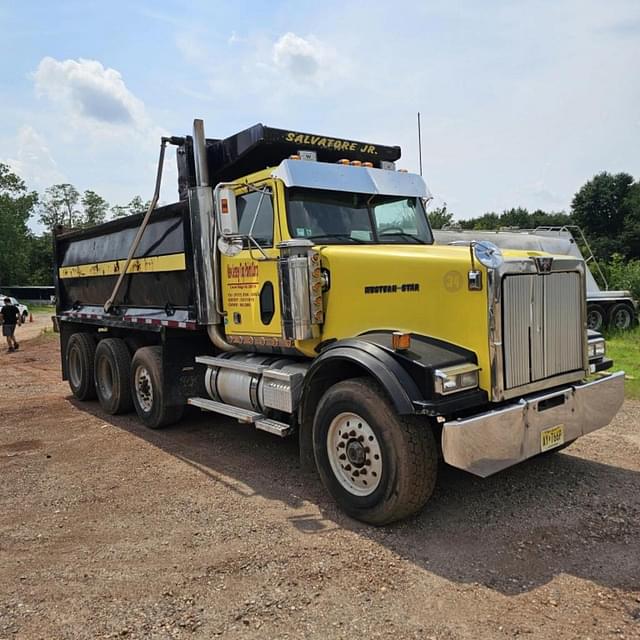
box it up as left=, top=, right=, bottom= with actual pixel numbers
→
left=350, top=160, right=362, bottom=166
left=337, top=159, right=350, bottom=165
left=362, top=162, right=374, bottom=168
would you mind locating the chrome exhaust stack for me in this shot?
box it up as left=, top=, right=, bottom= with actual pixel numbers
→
left=189, top=119, right=234, bottom=351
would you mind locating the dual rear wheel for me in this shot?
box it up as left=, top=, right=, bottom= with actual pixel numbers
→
left=66, top=335, right=183, bottom=429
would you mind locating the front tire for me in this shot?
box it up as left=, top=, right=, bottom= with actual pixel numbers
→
left=313, top=378, right=438, bottom=525
left=130, top=346, right=184, bottom=429
left=66, top=333, right=97, bottom=400
left=94, top=338, right=133, bottom=415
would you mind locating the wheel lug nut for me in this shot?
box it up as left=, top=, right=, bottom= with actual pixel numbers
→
left=339, top=454, right=346, bottom=460
left=357, top=435, right=364, bottom=442
left=364, top=447, right=370, bottom=453
left=349, top=430, right=356, bottom=437
left=338, top=442, right=345, bottom=448
left=353, top=470, right=359, bottom=477
left=344, top=464, right=352, bottom=471
left=365, top=459, right=371, bottom=466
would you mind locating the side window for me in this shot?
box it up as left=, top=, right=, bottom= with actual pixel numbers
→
left=236, top=190, right=274, bottom=247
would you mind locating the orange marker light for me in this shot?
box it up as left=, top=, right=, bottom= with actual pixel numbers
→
left=338, top=159, right=350, bottom=165
left=289, top=154, right=301, bottom=160
left=221, top=199, right=229, bottom=214
left=362, top=162, right=374, bottom=168
left=350, top=160, right=362, bottom=166
left=392, top=332, right=411, bottom=351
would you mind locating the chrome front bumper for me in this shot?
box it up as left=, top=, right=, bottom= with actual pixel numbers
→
left=441, top=371, right=625, bottom=477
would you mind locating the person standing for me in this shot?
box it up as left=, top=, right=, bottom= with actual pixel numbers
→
left=1, top=297, right=21, bottom=353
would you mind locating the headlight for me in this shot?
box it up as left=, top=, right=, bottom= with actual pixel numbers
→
left=473, top=241, right=503, bottom=269
left=434, top=363, right=480, bottom=395
left=588, top=338, right=606, bottom=358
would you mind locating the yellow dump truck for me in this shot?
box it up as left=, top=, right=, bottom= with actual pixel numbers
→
left=54, top=120, right=624, bottom=524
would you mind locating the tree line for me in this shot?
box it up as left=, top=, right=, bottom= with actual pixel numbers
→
left=0, top=163, right=150, bottom=286
left=1, top=162, right=639, bottom=297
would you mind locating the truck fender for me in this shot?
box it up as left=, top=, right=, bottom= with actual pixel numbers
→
left=297, top=340, right=422, bottom=472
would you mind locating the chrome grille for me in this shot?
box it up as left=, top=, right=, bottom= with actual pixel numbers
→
left=502, top=272, right=583, bottom=390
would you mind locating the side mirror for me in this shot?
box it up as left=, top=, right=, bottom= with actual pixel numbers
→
left=215, top=187, right=238, bottom=236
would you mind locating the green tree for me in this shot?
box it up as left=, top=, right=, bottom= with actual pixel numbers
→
left=427, top=205, right=454, bottom=229
left=571, top=172, right=634, bottom=259
left=127, top=195, right=151, bottom=215
left=0, top=163, right=38, bottom=285
left=40, top=183, right=81, bottom=230
left=26, top=233, right=54, bottom=285
left=620, top=181, right=640, bottom=260
left=81, top=190, right=109, bottom=226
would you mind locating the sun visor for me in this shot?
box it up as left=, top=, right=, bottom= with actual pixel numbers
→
left=271, top=160, right=431, bottom=198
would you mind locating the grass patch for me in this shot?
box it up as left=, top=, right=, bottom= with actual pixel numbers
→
left=605, top=326, right=640, bottom=400
left=29, top=304, right=55, bottom=314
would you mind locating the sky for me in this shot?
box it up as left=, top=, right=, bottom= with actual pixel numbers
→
left=1, top=0, right=639, bottom=233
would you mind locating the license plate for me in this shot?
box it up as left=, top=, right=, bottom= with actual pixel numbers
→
left=541, top=424, right=565, bottom=452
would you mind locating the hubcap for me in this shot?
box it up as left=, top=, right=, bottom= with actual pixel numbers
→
left=587, top=310, right=602, bottom=331
left=326, top=412, right=383, bottom=496
left=613, top=309, right=631, bottom=330
left=97, top=356, right=114, bottom=399
left=68, top=346, right=81, bottom=388
left=135, top=365, right=153, bottom=412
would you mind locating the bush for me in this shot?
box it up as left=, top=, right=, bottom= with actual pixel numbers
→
left=600, top=254, right=640, bottom=300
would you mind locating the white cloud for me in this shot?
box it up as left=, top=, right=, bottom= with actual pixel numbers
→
left=33, top=57, right=147, bottom=129
left=271, top=32, right=329, bottom=82
left=3, top=125, right=64, bottom=192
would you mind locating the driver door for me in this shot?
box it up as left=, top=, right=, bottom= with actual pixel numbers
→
left=220, top=181, right=283, bottom=339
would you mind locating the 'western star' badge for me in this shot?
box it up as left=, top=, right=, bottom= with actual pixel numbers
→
left=534, top=256, right=554, bottom=273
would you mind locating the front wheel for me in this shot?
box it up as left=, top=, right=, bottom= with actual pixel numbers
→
left=313, top=378, right=438, bottom=525
left=130, top=346, right=184, bottom=429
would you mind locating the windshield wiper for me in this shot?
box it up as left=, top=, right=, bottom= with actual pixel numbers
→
left=378, top=232, right=426, bottom=244
left=306, top=233, right=367, bottom=244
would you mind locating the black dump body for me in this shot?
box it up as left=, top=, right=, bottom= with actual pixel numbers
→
left=54, top=201, right=196, bottom=319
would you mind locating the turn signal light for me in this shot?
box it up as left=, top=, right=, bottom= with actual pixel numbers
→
left=392, top=331, right=411, bottom=351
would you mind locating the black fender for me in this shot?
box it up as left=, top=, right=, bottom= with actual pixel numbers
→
left=298, top=338, right=423, bottom=472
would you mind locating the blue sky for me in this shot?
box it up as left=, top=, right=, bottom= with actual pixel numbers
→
left=1, top=1, right=639, bottom=232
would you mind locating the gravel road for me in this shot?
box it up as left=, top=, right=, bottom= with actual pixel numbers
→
left=1, top=328, right=639, bottom=639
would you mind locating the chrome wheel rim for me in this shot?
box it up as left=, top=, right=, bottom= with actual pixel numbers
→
left=613, top=308, right=631, bottom=330
left=97, top=356, right=114, bottom=400
left=587, top=309, right=602, bottom=331
left=68, top=347, right=81, bottom=388
left=326, top=412, right=382, bottom=496
left=135, top=365, right=153, bottom=412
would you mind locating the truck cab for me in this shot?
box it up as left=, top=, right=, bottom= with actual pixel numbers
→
left=54, top=120, right=625, bottom=525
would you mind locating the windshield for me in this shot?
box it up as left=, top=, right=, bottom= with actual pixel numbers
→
left=287, top=188, right=433, bottom=244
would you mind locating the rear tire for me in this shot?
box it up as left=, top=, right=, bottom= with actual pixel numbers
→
left=607, top=302, right=635, bottom=331
left=313, top=377, right=438, bottom=525
left=94, top=338, right=133, bottom=415
left=587, top=304, right=605, bottom=331
left=66, top=333, right=97, bottom=400
left=130, top=346, right=184, bottom=429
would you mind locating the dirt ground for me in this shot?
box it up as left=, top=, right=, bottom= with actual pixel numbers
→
left=1, top=319, right=639, bottom=640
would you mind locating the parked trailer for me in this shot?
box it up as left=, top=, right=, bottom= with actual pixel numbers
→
left=55, top=120, right=624, bottom=524
left=433, top=226, right=638, bottom=331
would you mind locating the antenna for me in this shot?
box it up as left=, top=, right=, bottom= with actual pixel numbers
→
left=417, top=112, right=423, bottom=176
